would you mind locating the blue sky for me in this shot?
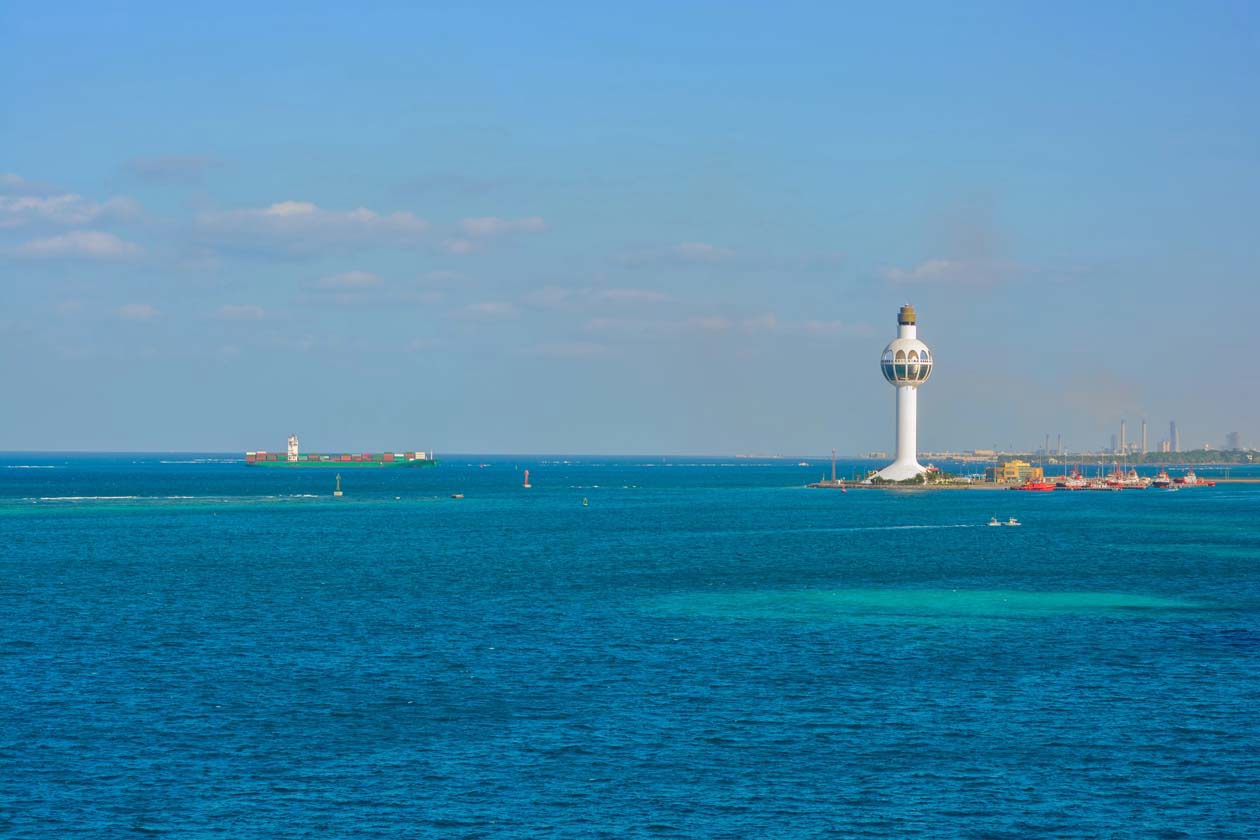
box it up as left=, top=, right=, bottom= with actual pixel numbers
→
left=3, top=2, right=1257, bottom=453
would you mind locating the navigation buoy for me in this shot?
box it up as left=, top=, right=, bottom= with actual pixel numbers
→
left=333, top=474, right=343, bottom=497
left=523, top=469, right=532, bottom=489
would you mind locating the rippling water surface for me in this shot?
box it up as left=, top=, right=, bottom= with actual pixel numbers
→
left=2, top=454, right=1258, bottom=837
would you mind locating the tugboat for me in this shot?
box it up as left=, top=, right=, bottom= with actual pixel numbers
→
left=1055, top=467, right=1089, bottom=491
left=1175, top=468, right=1198, bottom=486
left=1011, top=478, right=1055, bottom=491
left=1152, top=468, right=1172, bottom=489
left=1104, top=464, right=1149, bottom=489
left=1173, top=468, right=1215, bottom=487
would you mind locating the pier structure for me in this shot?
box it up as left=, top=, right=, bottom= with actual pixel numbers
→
left=874, top=304, right=934, bottom=481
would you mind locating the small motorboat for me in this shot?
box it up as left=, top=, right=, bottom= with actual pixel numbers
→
left=1006, top=517, right=1021, bottom=527
left=582, top=497, right=589, bottom=507
left=451, top=493, right=464, bottom=499
left=988, top=516, right=1002, bottom=527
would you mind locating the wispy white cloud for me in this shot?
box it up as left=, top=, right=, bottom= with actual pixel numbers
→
left=529, top=341, right=607, bottom=358
left=423, top=270, right=465, bottom=285
left=598, top=288, right=671, bottom=303
left=681, top=313, right=780, bottom=334
left=117, top=303, right=158, bottom=321
left=459, top=216, right=546, bottom=237
left=623, top=241, right=734, bottom=268
left=795, top=319, right=876, bottom=338
left=672, top=242, right=733, bottom=262
left=443, top=238, right=477, bottom=255
left=271, top=334, right=317, bottom=353
left=216, top=304, right=265, bottom=321
left=882, top=258, right=1017, bottom=286
left=583, top=312, right=779, bottom=337
left=0, top=191, right=141, bottom=229
left=0, top=173, right=56, bottom=196
left=125, top=155, right=220, bottom=184
left=196, top=201, right=429, bottom=255
left=523, top=286, right=576, bottom=307
left=442, top=216, right=547, bottom=255
left=318, top=270, right=383, bottom=289
left=397, top=174, right=505, bottom=197
left=524, top=285, right=671, bottom=309
left=465, top=300, right=516, bottom=318
left=14, top=230, right=143, bottom=260
left=580, top=312, right=869, bottom=341
left=686, top=314, right=735, bottom=332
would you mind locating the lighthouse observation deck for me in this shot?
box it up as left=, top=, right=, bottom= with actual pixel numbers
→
left=881, top=343, right=933, bottom=384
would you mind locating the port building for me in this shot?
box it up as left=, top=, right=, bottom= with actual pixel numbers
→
left=984, top=460, right=1045, bottom=484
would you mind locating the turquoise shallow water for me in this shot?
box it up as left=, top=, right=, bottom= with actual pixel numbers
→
left=2, top=454, right=1259, bottom=837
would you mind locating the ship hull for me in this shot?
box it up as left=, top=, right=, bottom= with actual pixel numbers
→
left=246, top=459, right=438, bottom=468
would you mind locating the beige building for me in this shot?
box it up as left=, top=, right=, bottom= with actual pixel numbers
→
left=985, top=459, right=1044, bottom=483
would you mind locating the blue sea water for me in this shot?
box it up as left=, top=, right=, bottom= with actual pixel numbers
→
left=2, top=454, right=1259, bottom=838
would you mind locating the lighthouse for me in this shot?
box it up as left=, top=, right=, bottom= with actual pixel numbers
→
left=874, top=304, right=933, bottom=481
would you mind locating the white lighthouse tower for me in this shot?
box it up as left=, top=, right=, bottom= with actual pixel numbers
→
left=874, top=304, right=933, bottom=481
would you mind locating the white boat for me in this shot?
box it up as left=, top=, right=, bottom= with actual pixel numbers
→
left=988, top=516, right=1002, bottom=527
left=1006, top=517, right=1021, bottom=527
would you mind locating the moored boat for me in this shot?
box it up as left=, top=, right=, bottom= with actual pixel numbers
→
left=1011, top=479, right=1055, bottom=491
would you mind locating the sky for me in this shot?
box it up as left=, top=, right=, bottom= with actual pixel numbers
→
left=2, top=2, right=1258, bottom=454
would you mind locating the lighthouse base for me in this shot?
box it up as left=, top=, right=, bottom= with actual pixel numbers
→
left=873, top=460, right=928, bottom=482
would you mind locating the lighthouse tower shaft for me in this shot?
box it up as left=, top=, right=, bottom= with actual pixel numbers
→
left=874, top=306, right=932, bottom=482
left=890, top=385, right=920, bottom=476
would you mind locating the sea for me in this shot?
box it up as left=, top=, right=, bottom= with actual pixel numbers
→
left=2, top=454, right=1258, bottom=838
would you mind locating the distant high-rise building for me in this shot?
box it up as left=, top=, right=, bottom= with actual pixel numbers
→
left=1160, top=440, right=1171, bottom=453
left=1120, top=420, right=1126, bottom=455
left=1226, top=431, right=1240, bottom=450
left=1141, top=419, right=1148, bottom=454
left=1110, top=433, right=1118, bottom=453
left=1170, top=420, right=1180, bottom=452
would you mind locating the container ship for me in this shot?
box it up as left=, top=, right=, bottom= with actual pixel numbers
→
left=245, top=435, right=438, bottom=468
